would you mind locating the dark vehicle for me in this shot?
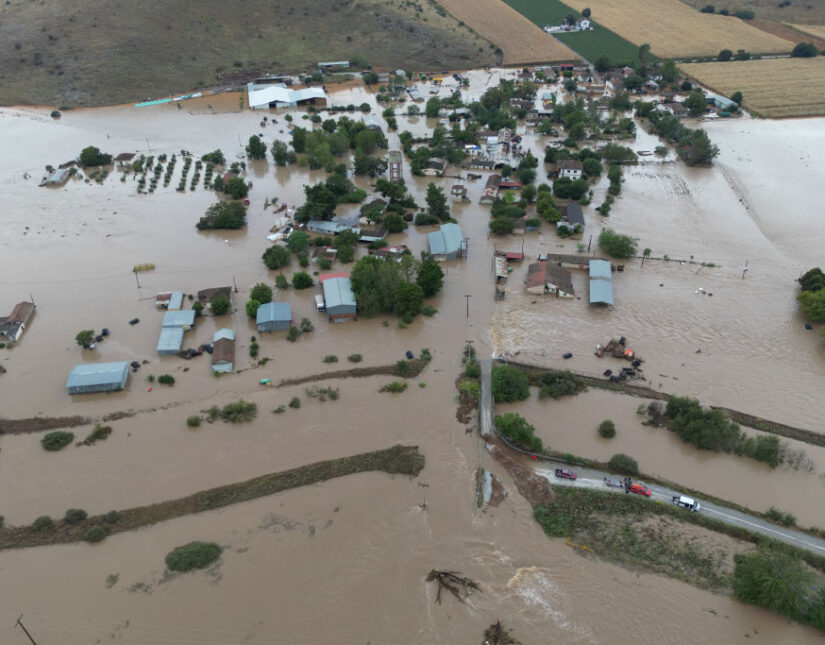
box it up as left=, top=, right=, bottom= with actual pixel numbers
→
left=554, top=468, right=577, bottom=480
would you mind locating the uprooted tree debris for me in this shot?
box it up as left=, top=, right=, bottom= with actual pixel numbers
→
left=483, top=620, right=520, bottom=645
left=426, top=569, right=480, bottom=604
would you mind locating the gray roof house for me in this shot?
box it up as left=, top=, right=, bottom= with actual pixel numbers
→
left=427, top=223, right=464, bottom=261
left=67, top=361, right=129, bottom=395
left=162, top=310, right=196, bottom=329
left=321, top=274, right=357, bottom=322
left=157, top=309, right=196, bottom=355
left=589, top=259, right=614, bottom=306
left=256, top=302, right=292, bottom=332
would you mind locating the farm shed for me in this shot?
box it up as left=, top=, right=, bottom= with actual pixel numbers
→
left=480, top=174, right=501, bottom=204
left=162, top=310, right=196, bottom=329
left=256, top=302, right=292, bottom=332
left=589, top=259, right=614, bottom=306
left=166, top=291, right=184, bottom=311
left=247, top=84, right=328, bottom=109
left=67, top=361, right=129, bottom=395
left=40, top=168, right=72, bottom=187
left=157, top=326, right=185, bottom=355
left=320, top=274, right=356, bottom=322
left=361, top=113, right=381, bottom=130
left=427, top=223, right=465, bottom=261
left=212, top=329, right=235, bottom=373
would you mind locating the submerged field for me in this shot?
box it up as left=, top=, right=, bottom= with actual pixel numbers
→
left=502, top=0, right=641, bottom=65
left=681, top=58, right=825, bottom=117
left=0, top=0, right=495, bottom=107
left=562, top=0, right=794, bottom=57
left=438, top=0, right=578, bottom=64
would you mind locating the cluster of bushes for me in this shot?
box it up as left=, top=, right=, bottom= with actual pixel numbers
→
left=166, top=541, right=222, bottom=572
left=41, top=431, right=74, bottom=451
left=208, top=399, right=257, bottom=423
left=196, top=201, right=246, bottom=230
left=290, top=117, right=386, bottom=173
left=530, top=369, right=587, bottom=400
left=646, top=112, right=719, bottom=166
left=733, top=548, right=825, bottom=632
left=495, top=412, right=543, bottom=452
left=491, top=365, right=530, bottom=403
left=598, top=229, right=636, bottom=258
left=797, top=267, right=825, bottom=324
left=349, top=254, right=444, bottom=322
left=663, top=396, right=781, bottom=467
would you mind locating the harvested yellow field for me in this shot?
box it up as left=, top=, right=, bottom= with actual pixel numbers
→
left=439, top=0, right=578, bottom=64
left=788, top=23, right=825, bottom=40
left=563, top=0, right=794, bottom=57
left=681, top=58, right=825, bottom=117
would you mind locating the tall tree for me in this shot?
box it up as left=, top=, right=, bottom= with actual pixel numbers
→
left=425, top=183, right=450, bottom=221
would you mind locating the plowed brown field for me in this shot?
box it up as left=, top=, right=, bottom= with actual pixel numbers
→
left=440, top=0, right=578, bottom=64
left=681, top=58, right=825, bottom=117
left=563, top=0, right=793, bottom=57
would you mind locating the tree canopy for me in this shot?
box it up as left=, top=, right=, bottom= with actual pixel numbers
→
left=197, top=201, right=246, bottom=230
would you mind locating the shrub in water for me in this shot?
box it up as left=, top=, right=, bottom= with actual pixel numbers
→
left=104, top=510, right=120, bottom=524
left=165, top=541, right=222, bottom=572
left=84, top=526, right=108, bottom=543
left=41, top=431, right=74, bottom=451
left=598, top=420, right=616, bottom=439
left=158, top=374, right=175, bottom=385
left=32, top=515, right=53, bottom=531
left=347, top=353, right=363, bottom=363
left=187, top=416, right=201, bottom=428
left=289, top=397, right=301, bottom=409
left=608, top=453, right=638, bottom=475
left=64, top=508, right=87, bottom=524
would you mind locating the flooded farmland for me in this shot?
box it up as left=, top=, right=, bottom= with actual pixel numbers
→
left=1, top=70, right=824, bottom=642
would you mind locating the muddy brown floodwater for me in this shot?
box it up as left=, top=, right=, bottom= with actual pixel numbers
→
left=0, top=71, right=824, bottom=642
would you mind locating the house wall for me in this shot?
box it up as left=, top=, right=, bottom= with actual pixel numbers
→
left=68, top=381, right=125, bottom=395
left=257, top=320, right=290, bottom=332
left=327, top=305, right=356, bottom=321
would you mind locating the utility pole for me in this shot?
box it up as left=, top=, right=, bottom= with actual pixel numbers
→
left=741, top=260, right=749, bottom=280
left=464, top=294, right=471, bottom=318
left=232, top=276, right=239, bottom=293
left=133, top=270, right=141, bottom=289
left=587, top=235, right=592, bottom=253
left=29, top=293, right=35, bottom=306
left=15, top=615, right=38, bottom=645
left=146, top=138, right=151, bottom=153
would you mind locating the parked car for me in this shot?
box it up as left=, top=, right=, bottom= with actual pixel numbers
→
left=672, top=495, right=701, bottom=512
left=628, top=483, right=651, bottom=497
left=554, top=468, right=577, bottom=480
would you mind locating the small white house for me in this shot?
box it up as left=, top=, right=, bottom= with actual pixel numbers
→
left=557, top=159, right=583, bottom=180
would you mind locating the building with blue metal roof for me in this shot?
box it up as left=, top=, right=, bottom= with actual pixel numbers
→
left=67, top=361, right=129, bottom=394
left=256, top=302, right=292, bottom=332
left=589, top=259, right=614, bottom=306
left=427, top=223, right=464, bottom=260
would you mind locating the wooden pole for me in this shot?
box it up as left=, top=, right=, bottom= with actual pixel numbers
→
left=15, top=616, right=38, bottom=645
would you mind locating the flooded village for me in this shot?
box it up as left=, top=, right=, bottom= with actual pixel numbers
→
left=2, top=56, right=825, bottom=644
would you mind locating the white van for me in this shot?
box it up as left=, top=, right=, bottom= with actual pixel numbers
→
left=315, top=294, right=326, bottom=312
left=672, top=495, right=701, bottom=512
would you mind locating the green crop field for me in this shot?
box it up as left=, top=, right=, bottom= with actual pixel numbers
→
left=502, top=0, right=642, bottom=66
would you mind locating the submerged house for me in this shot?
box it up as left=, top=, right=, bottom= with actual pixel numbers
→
left=525, top=261, right=574, bottom=297
left=320, top=273, right=357, bottom=322
left=256, top=302, right=292, bottom=332
left=480, top=175, right=501, bottom=204
left=211, top=329, right=235, bottom=373
left=0, top=301, right=35, bottom=342
left=157, top=309, right=196, bottom=355
left=427, top=223, right=464, bottom=261
left=66, top=361, right=129, bottom=395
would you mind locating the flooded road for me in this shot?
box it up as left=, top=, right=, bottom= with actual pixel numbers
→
left=499, top=388, right=825, bottom=528
left=1, top=72, right=824, bottom=642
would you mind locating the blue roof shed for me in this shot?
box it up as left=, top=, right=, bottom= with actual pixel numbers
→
left=427, top=223, right=464, bottom=260
left=256, top=302, right=292, bottom=332
left=67, top=361, right=129, bottom=394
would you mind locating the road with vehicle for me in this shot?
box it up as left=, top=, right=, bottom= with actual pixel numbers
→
left=536, top=464, right=825, bottom=556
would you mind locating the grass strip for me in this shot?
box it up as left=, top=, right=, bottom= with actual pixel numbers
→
left=0, top=444, right=424, bottom=550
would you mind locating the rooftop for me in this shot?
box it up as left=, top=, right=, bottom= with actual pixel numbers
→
left=322, top=276, right=356, bottom=309
left=428, top=223, right=464, bottom=256
left=66, top=361, right=129, bottom=389
left=256, top=302, right=292, bottom=324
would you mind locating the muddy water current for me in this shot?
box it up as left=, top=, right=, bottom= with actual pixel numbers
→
left=0, top=71, right=824, bottom=642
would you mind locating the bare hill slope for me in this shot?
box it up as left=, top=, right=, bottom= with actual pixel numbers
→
left=0, top=0, right=496, bottom=107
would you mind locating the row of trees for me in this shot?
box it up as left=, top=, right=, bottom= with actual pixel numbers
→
left=664, top=396, right=781, bottom=467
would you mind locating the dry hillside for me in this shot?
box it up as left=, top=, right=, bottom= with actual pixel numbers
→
left=564, top=0, right=793, bottom=57
left=0, top=0, right=496, bottom=107
left=680, top=0, right=825, bottom=24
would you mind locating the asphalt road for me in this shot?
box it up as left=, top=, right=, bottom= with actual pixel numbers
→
left=536, top=465, right=825, bottom=556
